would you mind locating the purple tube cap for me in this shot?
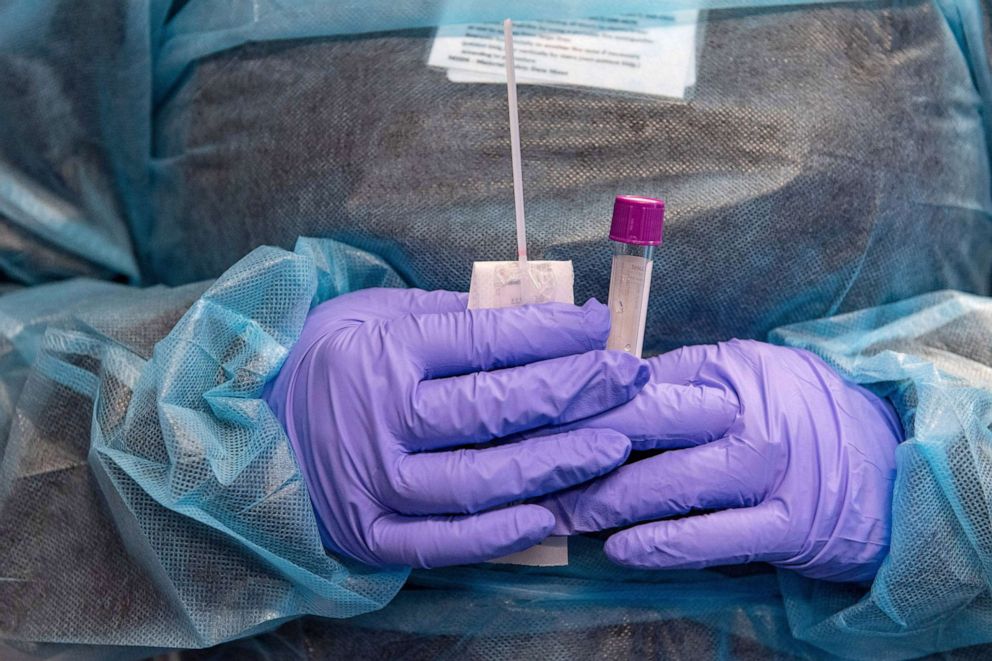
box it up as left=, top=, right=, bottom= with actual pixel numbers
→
left=610, top=195, right=665, bottom=246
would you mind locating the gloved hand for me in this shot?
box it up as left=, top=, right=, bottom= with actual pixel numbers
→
left=264, top=288, right=649, bottom=569
left=538, top=339, right=903, bottom=582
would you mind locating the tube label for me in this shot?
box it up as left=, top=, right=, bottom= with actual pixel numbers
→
left=606, top=254, right=652, bottom=357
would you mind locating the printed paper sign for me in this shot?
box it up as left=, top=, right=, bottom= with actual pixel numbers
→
left=429, top=13, right=699, bottom=98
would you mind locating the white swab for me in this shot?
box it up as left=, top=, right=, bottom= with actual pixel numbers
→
left=503, top=19, right=528, bottom=266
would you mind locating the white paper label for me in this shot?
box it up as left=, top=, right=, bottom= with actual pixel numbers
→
left=467, top=259, right=573, bottom=567
left=428, top=12, right=699, bottom=99
left=486, top=535, right=569, bottom=567
left=606, top=254, right=653, bottom=358
left=467, top=260, right=574, bottom=310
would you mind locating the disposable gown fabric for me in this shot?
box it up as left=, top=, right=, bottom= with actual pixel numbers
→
left=772, top=292, right=992, bottom=659
left=153, top=0, right=872, bottom=100
left=150, top=0, right=992, bottom=353
left=0, top=0, right=169, bottom=284
left=0, top=0, right=991, bottom=659
left=0, top=239, right=407, bottom=653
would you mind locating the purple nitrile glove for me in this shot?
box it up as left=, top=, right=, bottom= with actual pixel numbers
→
left=263, top=288, right=649, bottom=569
left=538, top=339, right=903, bottom=582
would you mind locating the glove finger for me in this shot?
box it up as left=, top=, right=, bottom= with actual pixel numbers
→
left=538, top=436, right=769, bottom=534
left=648, top=344, right=717, bottom=385
left=303, top=289, right=466, bottom=330
left=328, top=288, right=467, bottom=319
left=390, top=298, right=611, bottom=378
left=408, top=350, right=648, bottom=449
left=399, top=289, right=469, bottom=314
left=366, top=505, right=555, bottom=568
left=623, top=381, right=739, bottom=450
left=517, top=381, right=738, bottom=451
left=604, top=501, right=790, bottom=570
left=391, top=429, right=631, bottom=515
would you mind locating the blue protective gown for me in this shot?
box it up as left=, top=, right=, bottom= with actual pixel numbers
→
left=1, top=0, right=991, bottom=658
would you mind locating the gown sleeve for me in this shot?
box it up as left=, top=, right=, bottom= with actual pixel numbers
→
left=0, top=238, right=409, bottom=650
left=769, top=289, right=992, bottom=658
